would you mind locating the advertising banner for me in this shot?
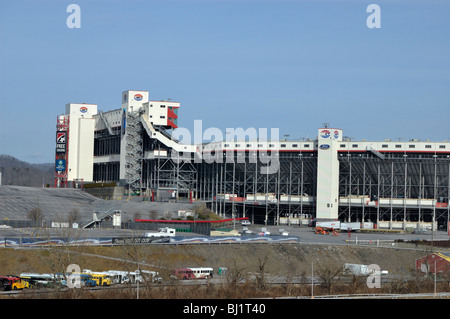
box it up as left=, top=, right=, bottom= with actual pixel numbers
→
left=56, top=131, right=67, bottom=153
left=55, top=159, right=66, bottom=172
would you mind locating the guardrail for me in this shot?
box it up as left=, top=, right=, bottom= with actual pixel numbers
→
left=345, top=238, right=396, bottom=247
left=297, top=292, right=450, bottom=299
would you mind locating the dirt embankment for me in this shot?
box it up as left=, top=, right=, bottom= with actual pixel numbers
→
left=0, top=244, right=428, bottom=277
left=146, top=244, right=426, bottom=275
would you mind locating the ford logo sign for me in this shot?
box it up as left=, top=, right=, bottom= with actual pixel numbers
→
left=319, top=144, right=330, bottom=150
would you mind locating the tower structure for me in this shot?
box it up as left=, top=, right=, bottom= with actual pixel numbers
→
left=55, top=103, right=97, bottom=187
left=316, top=127, right=342, bottom=221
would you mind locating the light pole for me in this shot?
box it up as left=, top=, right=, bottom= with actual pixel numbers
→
left=137, top=262, right=140, bottom=299
left=432, top=255, right=436, bottom=296
left=311, top=261, right=314, bottom=299
left=137, top=261, right=144, bottom=299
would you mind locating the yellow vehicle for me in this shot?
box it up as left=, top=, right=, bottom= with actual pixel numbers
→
left=89, top=273, right=111, bottom=286
left=19, top=276, right=32, bottom=288
left=19, top=278, right=30, bottom=288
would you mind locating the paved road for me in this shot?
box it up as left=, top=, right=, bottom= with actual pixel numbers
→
left=1, top=223, right=449, bottom=249
left=239, top=223, right=450, bottom=245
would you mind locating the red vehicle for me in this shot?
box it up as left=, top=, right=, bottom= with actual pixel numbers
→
left=171, top=267, right=213, bottom=280
left=0, top=276, right=24, bottom=290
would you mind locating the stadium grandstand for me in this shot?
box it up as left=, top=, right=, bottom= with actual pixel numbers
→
left=54, top=89, right=450, bottom=231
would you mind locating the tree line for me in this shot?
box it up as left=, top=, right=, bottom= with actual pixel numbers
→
left=0, top=154, right=54, bottom=187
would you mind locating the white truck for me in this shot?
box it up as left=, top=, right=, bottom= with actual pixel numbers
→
left=343, top=263, right=388, bottom=276
left=315, top=221, right=361, bottom=231
left=145, top=227, right=176, bottom=238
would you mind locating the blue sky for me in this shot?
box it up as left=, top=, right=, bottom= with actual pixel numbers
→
left=0, top=0, right=449, bottom=163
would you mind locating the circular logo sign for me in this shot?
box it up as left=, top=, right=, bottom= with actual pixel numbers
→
left=80, top=106, right=88, bottom=113
left=134, top=94, right=143, bottom=101
left=320, top=130, right=330, bottom=138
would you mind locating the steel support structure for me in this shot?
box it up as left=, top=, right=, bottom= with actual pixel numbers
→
left=337, top=152, right=450, bottom=230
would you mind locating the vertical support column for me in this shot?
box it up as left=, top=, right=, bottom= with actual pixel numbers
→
left=348, top=160, right=352, bottom=222
left=404, top=161, right=408, bottom=229
left=447, top=162, right=450, bottom=236
left=433, top=157, right=437, bottom=240
left=243, top=161, right=247, bottom=218
left=277, top=164, right=280, bottom=225
left=362, top=162, right=366, bottom=223
left=289, top=161, right=292, bottom=225
left=390, top=161, right=394, bottom=229
left=301, top=159, right=304, bottom=218
left=316, top=127, right=342, bottom=221
left=419, top=162, right=422, bottom=224
left=232, top=161, right=236, bottom=219
left=377, top=163, right=380, bottom=225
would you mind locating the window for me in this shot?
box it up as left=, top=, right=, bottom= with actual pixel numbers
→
left=292, top=144, right=298, bottom=147
left=269, top=144, right=275, bottom=147
left=160, top=105, right=166, bottom=108
left=258, top=144, right=263, bottom=147
left=160, top=116, right=165, bottom=119
left=425, top=145, right=432, bottom=149
left=439, top=145, right=446, bottom=149
left=304, top=144, right=310, bottom=148
left=340, top=144, right=346, bottom=148
left=281, top=144, right=286, bottom=148
left=224, top=144, right=229, bottom=147
left=352, top=144, right=358, bottom=148
left=382, top=144, right=388, bottom=148
left=395, top=145, right=401, bottom=148
left=409, top=145, right=415, bottom=148
left=246, top=144, right=251, bottom=147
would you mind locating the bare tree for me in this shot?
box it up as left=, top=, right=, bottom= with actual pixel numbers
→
left=133, top=211, right=142, bottom=220
left=281, top=255, right=298, bottom=296
left=252, top=249, right=271, bottom=291
left=225, top=256, right=248, bottom=294
left=28, top=207, right=44, bottom=226
left=315, top=263, right=342, bottom=295
left=149, top=210, right=158, bottom=220
left=67, top=208, right=80, bottom=224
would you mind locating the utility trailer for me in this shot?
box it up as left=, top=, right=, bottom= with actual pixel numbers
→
left=315, top=221, right=361, bottom=232
left=145, top=227, right=176, bottom=238
left=343, top=263, right=389, bottom=276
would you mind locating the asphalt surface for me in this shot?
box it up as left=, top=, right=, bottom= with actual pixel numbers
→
left=1, top=223, right=448, bottom=247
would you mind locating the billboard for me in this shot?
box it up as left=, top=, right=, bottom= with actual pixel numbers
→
left=55, top=159, right=66, bottom=172
left=56, top=131, right=67, bottom=154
